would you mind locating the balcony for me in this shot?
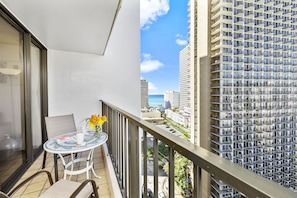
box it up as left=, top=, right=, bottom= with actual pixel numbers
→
left=7, top=100, right=296, bottom=197
left=0, top=0, right=139, bottom=194
left=99, top=101, right=296, bottom=197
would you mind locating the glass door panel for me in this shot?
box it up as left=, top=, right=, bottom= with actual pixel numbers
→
left=31, top=43, right=42, bottom=151
left=0, top=15, right=26, bottom=188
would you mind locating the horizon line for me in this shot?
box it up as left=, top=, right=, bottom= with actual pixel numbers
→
left=149, top=93, right=164, bottom=95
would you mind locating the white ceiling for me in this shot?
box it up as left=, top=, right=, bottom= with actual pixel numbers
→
left=1, top=0, right=121, bottom=55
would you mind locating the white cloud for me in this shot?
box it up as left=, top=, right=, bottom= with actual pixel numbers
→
left=141, top=53, right=164, bottom=73
left=148, top=82, right=158, bottom=90
left=140, top=0, right=170, bottom=30
left=175, top=34, right=188, bottom=46
left=176, top=39, right=188, bottom=46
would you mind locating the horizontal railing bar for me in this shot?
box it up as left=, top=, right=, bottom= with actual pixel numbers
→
left=101, top=101, right=296, bottom=198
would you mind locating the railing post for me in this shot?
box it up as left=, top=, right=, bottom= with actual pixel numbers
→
left=128, top=120, right=140, bottom=197
left=143, top=131, right=148, bottom=198
left=123, top=117, right=128, bottom=196
left=153, top=137, right=159, bottom=195
left=168, top=147, right=175, bottom=197
left=193, top=163, right=202, bottom=197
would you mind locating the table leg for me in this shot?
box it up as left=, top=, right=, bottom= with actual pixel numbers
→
left=88, top=148, right=101, bottom=179
left=86, top=150, right=92, bottom=179
left=54, top=154, right=59, bottom=182
left=91, top=166, right=101, bottom=178
left=54, top=148, right=103, bottom=180
left=56, top=153, right=68, bottom=180
left=68, top=153, right=75, bottom=180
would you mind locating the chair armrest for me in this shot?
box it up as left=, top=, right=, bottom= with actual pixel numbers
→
left=8, top=170, right=54, bottom=197
left=70, top=179, right=99, bottom=198
left=0, top=192, right=9, bottom=198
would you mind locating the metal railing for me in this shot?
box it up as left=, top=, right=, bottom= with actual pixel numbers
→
left=101, top=101, right=296, bottom=198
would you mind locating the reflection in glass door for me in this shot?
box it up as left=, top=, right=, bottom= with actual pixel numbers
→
left=0, top=16, right=26, bottom=186
left=31, top=43, right=42, bottom=152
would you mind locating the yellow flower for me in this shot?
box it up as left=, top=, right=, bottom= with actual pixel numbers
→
left=98, top=115, right=107, bottom=125
left=87, top=114, right=107, bottom=129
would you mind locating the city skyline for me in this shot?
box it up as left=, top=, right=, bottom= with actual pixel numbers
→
left=140, top=0, right=188, bottom=94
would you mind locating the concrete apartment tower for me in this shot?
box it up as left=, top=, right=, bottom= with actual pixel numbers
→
left=164, top=90, right=180, bottom=109
left=141, top=77, right=149, bottom=109
left=189, top=0, right=297, bottom=197
left=179, top=45, right=191, bottom=112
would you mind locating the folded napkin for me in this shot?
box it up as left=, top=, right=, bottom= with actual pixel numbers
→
left=56, top=136, right=73, bottom=142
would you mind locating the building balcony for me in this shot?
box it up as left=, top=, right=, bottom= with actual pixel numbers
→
left=7, top=100, right=297, bottom=197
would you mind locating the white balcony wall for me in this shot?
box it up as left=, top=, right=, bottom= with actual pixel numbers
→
left=46, top=0, right=140, bottom=125
left=1, top=0, right=140, bottom=126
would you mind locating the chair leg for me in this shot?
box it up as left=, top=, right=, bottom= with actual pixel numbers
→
left=54, top=154, right=59, bottom=182
left=42, top=151, right=47, bottom=169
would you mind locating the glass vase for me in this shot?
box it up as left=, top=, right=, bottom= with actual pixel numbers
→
left=94, top=125, right=102, bottom=137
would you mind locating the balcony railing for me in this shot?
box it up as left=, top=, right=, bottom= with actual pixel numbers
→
left=101, top=100, right=296, bottom=198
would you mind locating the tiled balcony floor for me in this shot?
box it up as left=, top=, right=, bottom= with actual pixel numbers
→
left=9, top=146, right=111, bottom=198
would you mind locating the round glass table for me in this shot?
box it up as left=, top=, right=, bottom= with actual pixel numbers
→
left=43, top=131, right=108, bottom=180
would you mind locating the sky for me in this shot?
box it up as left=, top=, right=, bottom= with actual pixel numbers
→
left=140, top=0, right=189, bottom=95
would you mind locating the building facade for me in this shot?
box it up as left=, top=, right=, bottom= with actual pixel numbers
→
left=141, top=77, right=149, bottom=109
left=190, top=0, right=297, bottom=197
left=180, top=45, right=191, bottom=111
left=165, top=108, right=190, bottom=129
left=164, top=90, right=180, bottom=109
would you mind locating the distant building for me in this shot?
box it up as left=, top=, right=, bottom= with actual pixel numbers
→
left=140, top=77, right=149, bottom=109
left=164, top=90, right=179, bottom=109
left=165, top=108, right=190, bottom=129
left=179, top=45, right=190, bottom=111
left=141, top=108, right=164, bottom=124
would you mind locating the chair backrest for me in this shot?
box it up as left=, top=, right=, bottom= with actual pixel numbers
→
left=45, top=114, right=77, bottom=139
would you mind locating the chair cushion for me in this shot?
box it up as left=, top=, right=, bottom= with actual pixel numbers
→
left=39, top=179, right=93, bottom=198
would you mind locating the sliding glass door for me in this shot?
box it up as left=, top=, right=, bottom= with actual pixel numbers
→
left=0, top=15, right=26, bottom=187
left=0, top=7, right=47, bottom=192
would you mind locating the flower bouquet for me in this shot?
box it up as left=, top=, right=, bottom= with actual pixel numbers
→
left=85, top=114, right=107, bottom=136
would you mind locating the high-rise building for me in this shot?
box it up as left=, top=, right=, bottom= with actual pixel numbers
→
left=141, top=77, right=149, bottom=109
left=164, top=90, right=180, bottom=109
left=179, top=45, right=191, bottom=111
left=189, top=0, right=297, bottom=197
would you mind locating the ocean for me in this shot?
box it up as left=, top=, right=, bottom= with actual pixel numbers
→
left=148, top=94, right=164, bottom=107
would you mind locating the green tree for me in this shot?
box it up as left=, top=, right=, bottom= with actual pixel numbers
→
left=158, top=142, right=168, bottom=157
left=164, top=117, right=190, bottom=140
left=147, top=146, right=153, bottom=159
left=145, top=138, right=193, bottom=196
left=163, top=152, right=193, bottom=197
left=146, top=142, right=168, bottom=165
